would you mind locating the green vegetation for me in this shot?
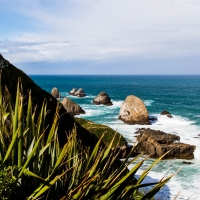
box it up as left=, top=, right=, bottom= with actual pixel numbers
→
left=0, top=72, right=173, bottom=199
left=75, top=117, right=127, bottom=147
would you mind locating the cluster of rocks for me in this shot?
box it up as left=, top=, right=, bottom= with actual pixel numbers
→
left=51, top=85, right=175, bottom=126
left=50, top=87, right=114, bottom=116
left=135, top=128, right=196, bottom=159
left=49, top=84, right=197, bottom=160
left=69, top=88, right=86, bottom=97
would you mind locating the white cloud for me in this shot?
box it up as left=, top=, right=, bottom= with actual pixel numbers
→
left=1, top=0, right=200, bottom=63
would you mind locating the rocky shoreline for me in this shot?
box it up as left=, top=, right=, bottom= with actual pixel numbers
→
left=51, top=83, right=196, bottom=160
left=134, top=128, right=195, bottom=159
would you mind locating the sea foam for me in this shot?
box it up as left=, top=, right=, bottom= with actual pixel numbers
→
left=107, top=114, right=200, bottom=200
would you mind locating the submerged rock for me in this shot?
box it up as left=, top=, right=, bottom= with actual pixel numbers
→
left=135, top=128, right=195, bottom=160
left=118, top=95, right=150, bottom=124
left=160, top=110, right=173, bottom=118
left=51, top=87, right=60, bottom=98
left=74, top=88, right=86, bottom=97
left=182, top=161, right=193, bottom=165
left=93, top=92, right=112, bottom=106
left=61, top=97, right=85, bottom=116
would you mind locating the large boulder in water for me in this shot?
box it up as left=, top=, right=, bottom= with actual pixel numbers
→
left=61, top=97, right=85, bottom=116
left=93, top=92, right=112, bottom=106
left=118, top=95, right=150, bottom=124
left=51, top=87, right=60, bottom=98
left=135, top=128, right=196, bottom=159
left=0, top=54, right=98, bottom=148
left=74, top=88, right=86, bottom=97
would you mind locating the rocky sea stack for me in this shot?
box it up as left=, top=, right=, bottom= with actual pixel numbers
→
left=69, top=88, right=77, bottom=95
left=51, top=87, right=60, bottom=98
left=74, top=88, right=86, bottom=97
left=118, top=95, right=150, bottom=124
left=135, top=128, right=195, bottom=159
left=93, top=92, right=113, bottom=106
left=61, top=97, right=85, bottom=116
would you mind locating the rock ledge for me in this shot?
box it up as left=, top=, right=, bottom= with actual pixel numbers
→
left=135, top=128, right=195, bottom=159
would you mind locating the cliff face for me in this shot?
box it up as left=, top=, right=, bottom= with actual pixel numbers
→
left=0, top=54, right=98, bottom=147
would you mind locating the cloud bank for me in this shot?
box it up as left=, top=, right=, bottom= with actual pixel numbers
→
left=1, top=0, right=200, bottom=65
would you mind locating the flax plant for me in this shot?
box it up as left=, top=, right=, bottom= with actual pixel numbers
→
left=0, top=71, right=173, bottom=199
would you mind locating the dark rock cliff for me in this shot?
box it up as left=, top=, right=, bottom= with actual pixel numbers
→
left=0, top=54, right=98, bottom=148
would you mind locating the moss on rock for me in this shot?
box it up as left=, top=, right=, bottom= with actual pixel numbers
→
left=75, top=117, right=127, bottom=147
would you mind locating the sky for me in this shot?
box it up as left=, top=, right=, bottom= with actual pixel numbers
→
left=0, top=0, right=200, bottom=75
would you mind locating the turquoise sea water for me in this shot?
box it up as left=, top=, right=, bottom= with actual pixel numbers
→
left=31, top=75, right=200, bottom=200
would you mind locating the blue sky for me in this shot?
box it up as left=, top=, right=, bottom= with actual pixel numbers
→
left=1, top=0, right=200, bottom=74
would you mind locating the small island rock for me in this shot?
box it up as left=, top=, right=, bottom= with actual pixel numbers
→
left=69, top=88, right=77, bottom=95
left=51, top=87, right=60, bottom=98
left=93, top=92, right=113, bottom=106
left=61, top=97, right=85, bottom=116
left=160, top=110, right=173, bottom=118
left=118, top=95, right=150, bottom=124
left=74, top=88, right=86, bottom=97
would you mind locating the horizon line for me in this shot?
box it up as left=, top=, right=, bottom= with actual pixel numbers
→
left=29, top=74, right=200, bottom=76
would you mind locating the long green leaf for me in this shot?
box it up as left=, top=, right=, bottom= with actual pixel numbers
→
left=100, top=159, right=145, bottom=200
left=46, top=102, right=60, bottom=145
left=137, top=150, right=172, bottom=185
left=142, top=174, right=174, bottom=199
left=29, top=169, right=69, bottom=199
left=85, top=134, right=104, bottom=172
left=3, top=125, right=21, bottom=163
left=26, top=90, right=33, bottom=151
left=18, top=133, right=44, bottom=177
left=18, top=92, right=24, bottom=167
left=23, top=169, right=45, bottom=181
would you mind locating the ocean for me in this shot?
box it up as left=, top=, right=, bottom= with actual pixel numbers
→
left=30, top=75, right=200, bottom=200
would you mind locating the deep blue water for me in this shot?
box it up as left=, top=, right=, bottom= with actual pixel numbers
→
left=31, top=75, right=200, bottom=125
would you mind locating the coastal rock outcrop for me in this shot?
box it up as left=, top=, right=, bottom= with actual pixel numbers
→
left=51, top=87, right=60, bottom=98
left=75, top=118, right=127, bottom=147
left=69, top=88, right=77, bottom=95
left=118, top=95, right=150, bottom=124
left=93, top=92, right=113, bottom=106
left=160, top=110, right=173, bottom=118
left=61, top=97, right=85, bottom=116
left=135, top=128, right=195, bottom=159
left=74, top=88, right=86, bottom=97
